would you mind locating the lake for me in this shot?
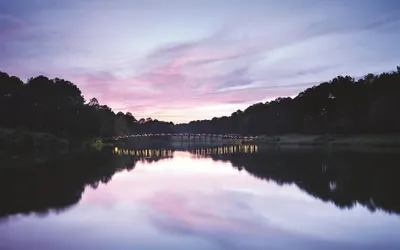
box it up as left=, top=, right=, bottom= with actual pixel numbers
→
left=1, top=145, right=400, bottom=250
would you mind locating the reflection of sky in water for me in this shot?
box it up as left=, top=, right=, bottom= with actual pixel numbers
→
left=1, top=152, right=400, bottom=250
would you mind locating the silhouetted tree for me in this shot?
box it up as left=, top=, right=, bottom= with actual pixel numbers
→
left=0, top=72, right=176, bottom=139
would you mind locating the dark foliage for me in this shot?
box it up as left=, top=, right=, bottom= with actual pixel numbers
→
left=176, top=67, right=400, bottom=135
left=0, top=72, right=174, bottom=138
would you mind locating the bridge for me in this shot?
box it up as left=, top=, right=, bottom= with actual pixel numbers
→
left=111, top=133, right=258, bottom=141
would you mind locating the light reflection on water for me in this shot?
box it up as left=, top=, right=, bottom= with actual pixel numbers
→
left=0, top=148, right=400, bottom=250
left=113, top=144, right=258, bottom=157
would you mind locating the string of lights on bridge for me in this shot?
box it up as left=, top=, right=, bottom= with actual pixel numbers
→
left=112, top=133, right=259, bottom=140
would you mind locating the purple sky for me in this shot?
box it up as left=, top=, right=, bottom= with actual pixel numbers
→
left=1, top=0, right=400, bottom=122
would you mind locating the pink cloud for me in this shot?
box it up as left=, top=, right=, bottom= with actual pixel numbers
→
left=65, top=27, right=355, bottom=122
left=69, top=35, right=300, bottom=122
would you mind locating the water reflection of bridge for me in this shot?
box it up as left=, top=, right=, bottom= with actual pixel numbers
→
left=114, top=144, right=258, bottom=158
left=114, top=148, right=174, bottom=158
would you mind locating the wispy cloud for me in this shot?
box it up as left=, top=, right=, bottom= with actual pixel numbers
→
left=0, top=14, right=24, bottom=31
left=71, top=32, right=274, bottom=120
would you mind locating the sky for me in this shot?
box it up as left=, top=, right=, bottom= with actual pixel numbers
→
left=1, top=0, right=400, bottom=123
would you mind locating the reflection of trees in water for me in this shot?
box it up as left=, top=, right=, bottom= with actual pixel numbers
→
left=0, top=152, right=171, bottom=218
left=208, top=150, right=400, bottom=215
left=1, top=148, right=399, bottom=219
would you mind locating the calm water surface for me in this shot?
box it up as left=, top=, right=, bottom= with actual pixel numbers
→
left=1, top=146, right=400, bottom=250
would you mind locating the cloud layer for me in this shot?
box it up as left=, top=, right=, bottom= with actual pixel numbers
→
left=1, top=0, right=400, bottom=122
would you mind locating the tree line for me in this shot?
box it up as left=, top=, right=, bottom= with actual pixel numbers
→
left=1, top=66, right=400, bottom=138
left=176, top=66, right=400, bottom=135
left=0, top=72, right=174, bottom=139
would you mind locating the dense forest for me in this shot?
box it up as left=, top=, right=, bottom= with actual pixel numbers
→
left=176, top=66, right=400, bottom=135
left=1, top=66, right=400, bottom=139
left=0, top=72, right=174, bottom=139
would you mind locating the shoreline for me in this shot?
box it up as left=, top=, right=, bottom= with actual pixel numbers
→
left=246, top=134, right=400, bottom=148
left=0, top=128, right=102, bottom=163
left=3, top=128, right=400, bottom=160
